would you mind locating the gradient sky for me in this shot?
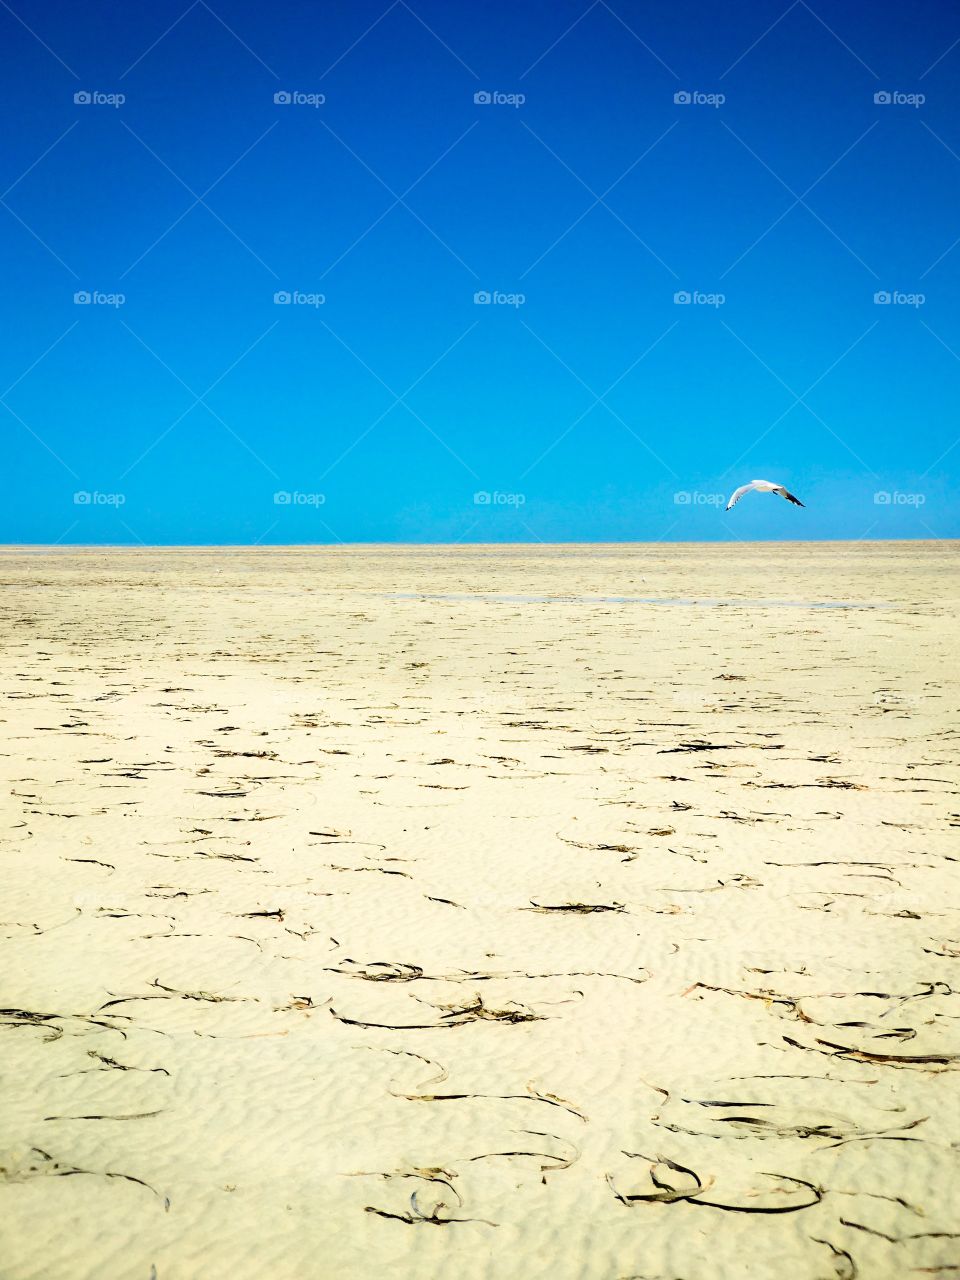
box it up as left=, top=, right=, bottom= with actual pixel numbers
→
left=2, top=0, right=959, bottom=543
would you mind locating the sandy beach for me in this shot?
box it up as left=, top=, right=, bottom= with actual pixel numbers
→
left=2, top=541, right=958, bottom=1280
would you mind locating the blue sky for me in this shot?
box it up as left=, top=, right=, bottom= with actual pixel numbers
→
left=2, top=0, right=958, bottom=543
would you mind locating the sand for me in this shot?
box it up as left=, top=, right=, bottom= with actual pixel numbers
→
left=1, top=541, right=958, bottom=1280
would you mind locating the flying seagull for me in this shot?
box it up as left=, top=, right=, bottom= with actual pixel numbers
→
left=725, top=479, right=804, bottom=511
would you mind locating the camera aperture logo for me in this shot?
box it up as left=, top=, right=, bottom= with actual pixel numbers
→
left=274, top=91, right=326, bottom=107
left=274, top=290, right=325, bottom=307
left=474, top=90, right=525, bottom=107
left=274, top=490, right=325, bottom=506
left=474, top=290, right=525, bottom=308
left=74, top=491, right=125, bottom=506
left=474, top=490, right=525, bottom=506
left=74, top=90, right=125, bottom=108
left=74, top=290, right=125, bottom=308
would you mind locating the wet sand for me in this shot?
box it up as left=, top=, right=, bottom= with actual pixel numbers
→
left=2, top=542, right=959, bottom=1279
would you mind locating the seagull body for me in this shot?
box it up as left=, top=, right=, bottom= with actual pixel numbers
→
left=725, top=479, right=804, bottom=511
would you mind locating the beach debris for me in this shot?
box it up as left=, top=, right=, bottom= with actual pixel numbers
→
left=98, top=979, right=252, bottom=1011
left=609, top=1154, right=822, bottom=1214
left=467, top=1129, right=580, bottom=1182
left=0, top=1146, right=164, bottom=1202
left=395, top=1080, right=586, bottom=1121
left=330, top=993, right=544, bottom=1030
left=525, top=902, right=625, bottom=915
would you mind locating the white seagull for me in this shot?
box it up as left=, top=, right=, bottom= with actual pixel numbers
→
left=725, top=479, right=805, bottom=512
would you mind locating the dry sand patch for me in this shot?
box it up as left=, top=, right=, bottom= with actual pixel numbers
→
left=1, top=543, right=958, bottom=1279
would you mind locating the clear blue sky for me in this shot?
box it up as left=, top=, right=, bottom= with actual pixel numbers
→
left=2, top=0, right=958, bottom=543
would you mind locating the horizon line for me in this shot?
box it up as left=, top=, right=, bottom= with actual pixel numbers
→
left=1, top=538, right=956, bottom=551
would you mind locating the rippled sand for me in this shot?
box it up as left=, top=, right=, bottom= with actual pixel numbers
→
left=2, top=542, right=958, bottom=1280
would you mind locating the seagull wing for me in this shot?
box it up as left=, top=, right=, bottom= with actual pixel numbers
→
left=725, top=482, right=756, bottom=510
left=773, top=486, right=804, bottom=507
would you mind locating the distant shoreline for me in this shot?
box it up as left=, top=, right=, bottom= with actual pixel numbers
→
left=0, top=538, right=956, bottom=551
